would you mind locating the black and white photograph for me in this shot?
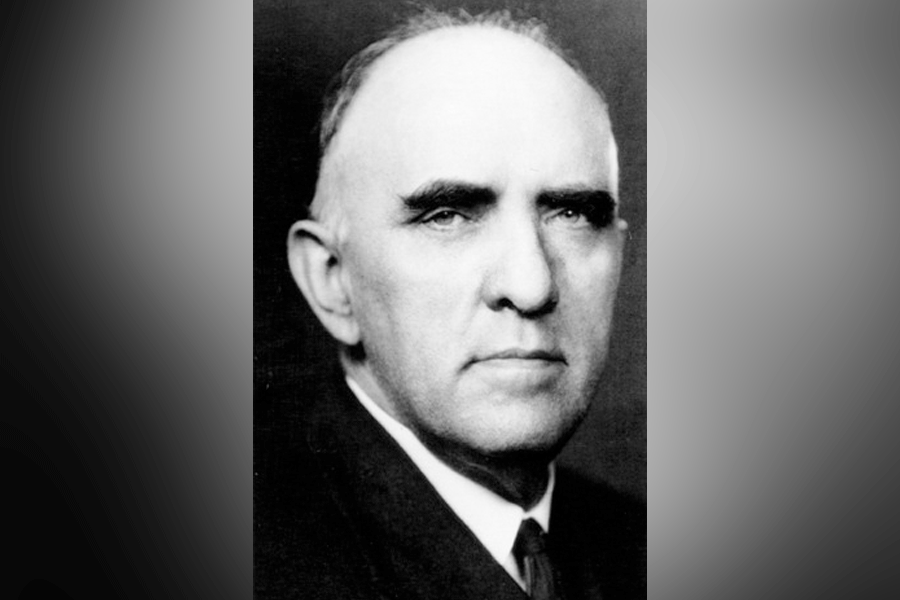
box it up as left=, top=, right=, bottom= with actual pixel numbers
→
left=254, top=1, right=646, bottom=598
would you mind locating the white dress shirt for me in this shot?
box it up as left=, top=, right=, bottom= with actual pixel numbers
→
left=346, top=376, right=555, bottom=590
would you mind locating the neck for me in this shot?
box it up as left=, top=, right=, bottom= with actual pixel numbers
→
left=418, top=433, right=554, bottom=509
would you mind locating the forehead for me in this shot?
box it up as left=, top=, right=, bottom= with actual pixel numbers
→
left=324, top=27, right=616, bottom=205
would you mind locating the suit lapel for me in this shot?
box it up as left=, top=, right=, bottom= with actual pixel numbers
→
left=306, top=376, right=528, bottom=600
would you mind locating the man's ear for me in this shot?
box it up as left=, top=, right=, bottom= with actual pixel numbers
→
left=287, top=220, right=360, bottom=346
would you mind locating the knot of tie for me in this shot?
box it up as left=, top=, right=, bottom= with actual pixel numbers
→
left=514, top=518, right=548, bottom=557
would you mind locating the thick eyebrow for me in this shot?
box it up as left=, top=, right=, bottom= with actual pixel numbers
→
left=399, top=180, right=497, bottom=214
left=537, top=188, right=617, bottom=227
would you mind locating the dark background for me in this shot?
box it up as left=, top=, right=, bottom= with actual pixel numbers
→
left=254, top=0, right=647, bottom=500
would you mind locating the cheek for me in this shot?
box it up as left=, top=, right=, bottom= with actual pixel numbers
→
left=560, top=243, right=622, bottom=308
left=369, top=235, right=476, bottom=304
left=555, top=244, right=623, bottom=359
left=348, top=243, right=463, bottom=349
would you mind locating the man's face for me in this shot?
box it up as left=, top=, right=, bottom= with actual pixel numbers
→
left=327, top=28, right=625, bottom=458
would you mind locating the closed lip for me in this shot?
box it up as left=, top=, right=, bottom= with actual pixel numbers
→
left=467, top=349, right=567, bottom=366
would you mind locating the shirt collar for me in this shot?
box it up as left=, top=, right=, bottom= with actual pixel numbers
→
left=346, top=376, right=555, bottom=566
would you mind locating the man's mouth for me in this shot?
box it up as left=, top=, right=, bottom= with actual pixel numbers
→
left=467, top=348, right=567, bottom=368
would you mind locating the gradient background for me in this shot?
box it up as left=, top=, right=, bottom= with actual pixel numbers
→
left=4, top=0, right=900, bottom=599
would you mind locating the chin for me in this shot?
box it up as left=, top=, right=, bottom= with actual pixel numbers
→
left=462, top=407, right=586, bottom=457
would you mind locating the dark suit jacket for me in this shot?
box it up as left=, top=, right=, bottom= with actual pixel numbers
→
left=254, top=365, right=646, bottom=599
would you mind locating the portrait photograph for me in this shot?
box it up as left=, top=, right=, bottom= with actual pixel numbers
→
left=254, top=1, right=646, bottom=597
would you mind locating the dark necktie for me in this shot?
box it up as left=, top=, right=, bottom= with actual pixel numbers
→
left=513, top=518, right=564, bottom=600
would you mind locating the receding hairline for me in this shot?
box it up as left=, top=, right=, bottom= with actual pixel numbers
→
left=309, top=10, right=615, bottom=228
left=316, top=10, right=603, bottom=158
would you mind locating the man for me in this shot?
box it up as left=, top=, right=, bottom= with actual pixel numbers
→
left=255, top=9, right=645, bottom=599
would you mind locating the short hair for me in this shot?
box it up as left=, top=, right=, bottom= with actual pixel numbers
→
left=308, top=8, right=608, bottom=227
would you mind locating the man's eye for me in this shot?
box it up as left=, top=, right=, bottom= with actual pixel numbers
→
left=554, top=207, right=591, bottom=226
left=422, top=209, right=465, bottom=227
left=551, top=205, right=614, bottom=229
left=558, top=208, right=585, bottom=221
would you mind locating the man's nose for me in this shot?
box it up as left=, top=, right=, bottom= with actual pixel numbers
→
left=483, top=218, right=558, bottom=317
